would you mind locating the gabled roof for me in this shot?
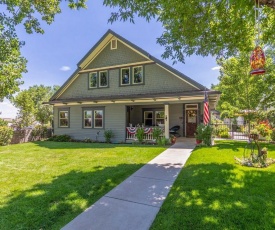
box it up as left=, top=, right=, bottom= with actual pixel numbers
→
left=50, top=29, right=207, bottom=101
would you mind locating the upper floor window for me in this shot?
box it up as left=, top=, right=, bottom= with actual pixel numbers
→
left=133, top=66, right=143, bottom=84
left=88, top=71, right=108, bottom=89
left=121, top=68, right=130, bottom=85
left=99, top=71, right=108, bottom=87
left=89, top=72, right=97, bottom=88
left=59, top=109, right=70, bottom=128
left=120, top=66, right=144, bottom=86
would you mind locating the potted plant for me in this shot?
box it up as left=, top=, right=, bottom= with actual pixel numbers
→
left=170, top=135, right=177, bottom=144
left=195, top=124, right=204, bottom=144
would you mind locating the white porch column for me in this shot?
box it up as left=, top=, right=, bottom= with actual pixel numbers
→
left=164, top=104, right=170, bottom=139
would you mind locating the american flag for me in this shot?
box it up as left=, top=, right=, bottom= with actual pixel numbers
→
left=203, top=91, right=210, bottom=125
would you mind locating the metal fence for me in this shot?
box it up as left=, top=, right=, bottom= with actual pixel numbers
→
left=211, top=123, right=255, bottom=140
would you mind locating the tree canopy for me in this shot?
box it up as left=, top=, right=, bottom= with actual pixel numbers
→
left=104, top=0, right=275, bottom=63
left=12, top=85, right=59, bottom=127
left=0, top=0, right=86, bottom=100
left=1, top=0, right=275, bottom=100
left=214, top=49, right=275, bottom=121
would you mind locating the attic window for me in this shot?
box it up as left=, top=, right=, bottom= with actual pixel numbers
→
left=111, top=39, right=117, bottom=50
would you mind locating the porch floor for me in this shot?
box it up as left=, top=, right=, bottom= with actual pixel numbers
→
left=62, top=139, right=196, bottom=230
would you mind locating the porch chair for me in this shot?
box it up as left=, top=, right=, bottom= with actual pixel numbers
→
left=169, top=125, right=181, bottom=137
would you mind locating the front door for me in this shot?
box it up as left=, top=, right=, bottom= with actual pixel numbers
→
left=186, top=109, right=197, bottom=137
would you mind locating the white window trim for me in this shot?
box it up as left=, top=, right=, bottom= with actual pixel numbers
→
left=132, top=66, right=143, bottom=84
left=99, top=71, right=108, bottom=88
left=83, top=110, right=92, bottom=128
left=185, top=104, right=198, bottom=110
left=59, top=111, right=69, bottom=127
left=89, top=72, right=98, bottom=88
left=121, top=67, right=130, bottom=85
left=94, top=110, right=104, bottom=128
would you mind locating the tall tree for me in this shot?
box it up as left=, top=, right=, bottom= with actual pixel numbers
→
left=215, top=50, right=275, bottom=121
left=0, top=0, right=86, bottom=100
left=104, top=0, right=275, bottom=63
left=12, top=85, right=59, bottom=127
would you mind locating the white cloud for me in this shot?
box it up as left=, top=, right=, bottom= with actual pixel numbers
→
left=211, top=66, right=221, bottom=71
left=0, top=100, right=18, bottom=118
left=59, top=66, right=71, bottom=71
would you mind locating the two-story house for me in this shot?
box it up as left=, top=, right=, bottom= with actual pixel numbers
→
left=48, top=30, right=220, bottom=142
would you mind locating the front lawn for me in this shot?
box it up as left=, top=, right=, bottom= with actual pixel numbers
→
left=151, top=140, right=275, bottom=229
left=0, top=141, right=166, bottom=229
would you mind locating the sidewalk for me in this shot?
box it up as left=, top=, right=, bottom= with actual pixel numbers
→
left=62, top=138, right=195, bottom=230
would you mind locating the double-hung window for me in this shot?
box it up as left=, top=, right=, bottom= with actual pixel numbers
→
left=133, top=66, right=143, bottom=84
left=83, top=110, right=92, bottom=128
left=59, top=109, right=70, bottom=127
left=121, top=68, right=130, bottom=85
left=89, top=72, right=97, bottom=88
left=120, top=66, right=144, bottom=86
left=89, top=71, right=108, bottom=88
left=82, top=107, right=104, bottom=129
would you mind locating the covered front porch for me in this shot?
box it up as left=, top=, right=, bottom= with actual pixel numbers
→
left=125, top=102, right=202, bottom=141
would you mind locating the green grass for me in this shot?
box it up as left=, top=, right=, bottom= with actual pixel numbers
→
left=0, top=141, right=166, bottom=229
left=151, top=140, right=275, bottom=230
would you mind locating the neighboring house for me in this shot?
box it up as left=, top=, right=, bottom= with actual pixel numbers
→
left=48, top=30, right=220, bottom=142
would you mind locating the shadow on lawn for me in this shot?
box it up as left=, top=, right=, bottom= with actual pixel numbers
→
left=0, top=163, right=143, bottom=230
left=34, top=141, right=161, bottom=149
left=151, top=162, right=275, bottom=229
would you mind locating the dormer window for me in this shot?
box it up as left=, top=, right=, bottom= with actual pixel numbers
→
left=111, top=39, right=117, bottom=50
left=121, top=68, right=130, bottom=85
left=88, top=71, right=109, bottom=89
left=133, top=66, right=143, bottom=84
left=89, top=72, right=97, bottom=88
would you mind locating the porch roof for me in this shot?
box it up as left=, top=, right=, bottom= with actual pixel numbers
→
left=45, top=90, right=220, bottom=106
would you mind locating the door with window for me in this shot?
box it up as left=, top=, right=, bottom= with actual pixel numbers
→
left=186, top=106, right=198, bottom=137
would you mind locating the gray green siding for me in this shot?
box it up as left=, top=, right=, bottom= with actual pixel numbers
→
left=60, top=64, right=196, bottom=100
left=53, top=104, right=126, bottom=142
left=85, top=41, right=147, bottom=70
left=169, top=104, right=184, bottom=136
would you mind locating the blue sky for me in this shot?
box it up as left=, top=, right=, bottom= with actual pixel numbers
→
left=0, top=1, right=220, bottom=118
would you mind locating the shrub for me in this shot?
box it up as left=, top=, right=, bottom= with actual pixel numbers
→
left=202, top=125, right=213, bottom=146
left=136, top=127, right=145, bottom=144
left=32, top=125, right=48, bottom=140
left=152, top=127, right=163, bottom=141
left=0, top=126, right=13, bottom=146
left=104, top=130, right=114, bottom=143
left=48, top=134, right=71, bottom=142
left=196, top=124, right=213, bottom=146
left=213, top=125, right=229, bottom=138
left=195, top=124, right=204, bottom=140
left=157, top=137, right=170, bottom=146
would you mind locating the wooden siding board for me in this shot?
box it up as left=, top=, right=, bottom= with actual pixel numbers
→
left=53, top=104, right=126, bottom=142
left=59, top=64, right=196, bottom=100
left=169, top=104, right=184, bottom=136
left=85, top=40, right=148, bottom=70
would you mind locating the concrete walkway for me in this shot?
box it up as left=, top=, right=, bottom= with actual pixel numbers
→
left=62, top=138, right=196, bottom=230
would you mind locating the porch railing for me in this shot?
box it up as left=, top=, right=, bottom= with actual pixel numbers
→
left=126, top=127, right=164, bottom=140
